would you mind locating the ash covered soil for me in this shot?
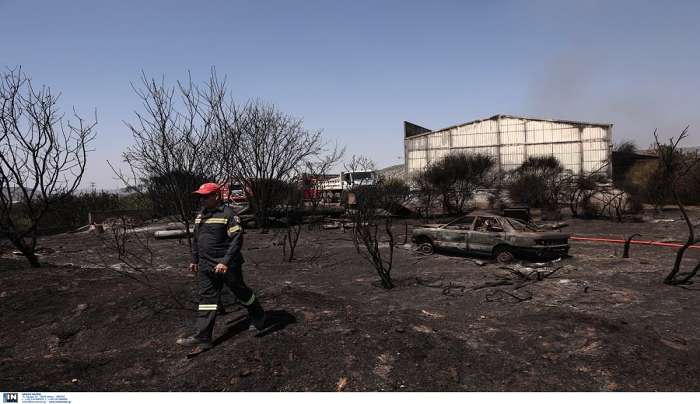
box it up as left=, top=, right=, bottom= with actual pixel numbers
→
left=2, top=214, right=700, bottom=391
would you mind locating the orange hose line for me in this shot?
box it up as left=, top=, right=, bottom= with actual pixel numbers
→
left=570, top=236, right=700, bottom=250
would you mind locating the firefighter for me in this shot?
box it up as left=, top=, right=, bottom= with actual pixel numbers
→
left=176, top=182, right=265, bottom=349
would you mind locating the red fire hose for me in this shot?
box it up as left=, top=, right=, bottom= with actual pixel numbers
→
left=570, top=236, right=700, bottom=250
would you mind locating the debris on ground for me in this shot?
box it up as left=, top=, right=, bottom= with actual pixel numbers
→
left=420, top=309, right=445, bottom=318
left=321, top=222, right=341, bottom=230
left=473, top=258, right=577, bottom=303
left=336, top=376, right=349, bottom=391
left=530, top=257, right=562, bottom=268
left=412, top=324, right=434, bottom=333
left=4, top=215, right=700, bottom=391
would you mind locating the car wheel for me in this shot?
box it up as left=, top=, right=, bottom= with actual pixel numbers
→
left=417, top=242, right=434, bottom=255
left=493, top=246, right=514, bottom=263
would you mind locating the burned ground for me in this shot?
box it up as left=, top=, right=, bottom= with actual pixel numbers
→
left=1, top=215, right=700, bottom=391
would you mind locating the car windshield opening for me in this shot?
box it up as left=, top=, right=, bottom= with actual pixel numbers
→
left=507, top=218, right=539, bottom=231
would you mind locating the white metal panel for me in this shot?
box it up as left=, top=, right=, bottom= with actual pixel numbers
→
left=451, top=118, right=500, bottom=148
left=407, top=150, right=424, bottom=160
left=407, top=153, right=427, bottom=171
left=582, top=127, right=607, bottom=141
left=499, top=117, right=524, bottom=127
left=427, top=148, right=449, bottom=163
left=467, top=146, right=499, bottom=157
left=582, top=140, right=608, bottom=154
left=582, top=138, right=609, bottom=173
left=407, top=136, right=426, bottom=150
left=583, top=159, right=607, bottom=172
left=526, top=143, right=554, bottom=157
left=553, top=142, right=581, bottom=172
left=500, top=117, right=525, bottom=145
left=465, top=132, right=498, bottom=147
left=407, top=159, right=426, bottom=171
left=428, top=131, right=450, bottom=148
left=500, top=144, right=525, bottom=172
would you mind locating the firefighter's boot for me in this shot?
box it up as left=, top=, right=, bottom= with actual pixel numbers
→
left=247, top=300, right=266, bottom=331
left=176, top=335, right=212, bottom=349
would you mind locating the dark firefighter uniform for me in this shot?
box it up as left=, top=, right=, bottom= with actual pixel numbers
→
left=191, top=203, right=265, bottom=342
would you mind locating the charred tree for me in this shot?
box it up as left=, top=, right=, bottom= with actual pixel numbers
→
left=212, top=99, right=323, bottom=229
left=653, top=128, right=700, bottom=285
left=349, top=175, right=411, bottom=289
left=279, top=180, right=304, bottom=262
left=507, top=156, right=566, bottom=218
left=112, top=71, right=222, bottom=246
left=415, top=152, right=497, bottom=216
left=0, top=67, right=95, bottom=267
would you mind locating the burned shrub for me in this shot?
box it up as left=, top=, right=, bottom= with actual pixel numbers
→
left=412, top=166, right=440, bottom=219
left=419, top=152, right=497, bottom=215
left=277, top=180, right=305, bottom=262
left=563, top=171, right=604, bottom=218
left=507, top=156, right=565, bottom=215
left=652, top=127, right=700, bottom=285
left=349, top=178, right=411, bottom=289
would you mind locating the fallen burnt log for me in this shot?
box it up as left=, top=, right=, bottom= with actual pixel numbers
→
left=154, top=228, right=194, bottom=239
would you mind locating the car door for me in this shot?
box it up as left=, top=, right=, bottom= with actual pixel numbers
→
left=440, top=216, right=475, bottom=251
left=468, top=216, right=506, bottom=254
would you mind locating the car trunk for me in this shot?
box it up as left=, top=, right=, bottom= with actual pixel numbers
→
left=532, top=232, right=569, bottom=245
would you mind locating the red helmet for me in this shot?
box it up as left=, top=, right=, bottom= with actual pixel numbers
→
left=193, top=182, right=221, bottom=195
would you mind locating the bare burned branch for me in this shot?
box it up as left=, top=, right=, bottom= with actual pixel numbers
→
left=0, top=67, right=95, bottom=267
left=653, top=127, right=700, bottom=285
left=212, top=99, right=324, bottom=229
left=348, top=167, right=411, bottom=289
left=116, top=71, right=224, bottom=246
left=623, top=233, right=642, bottom=258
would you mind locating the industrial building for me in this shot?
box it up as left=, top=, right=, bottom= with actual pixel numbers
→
left=404, top=115, right=613, bottom=177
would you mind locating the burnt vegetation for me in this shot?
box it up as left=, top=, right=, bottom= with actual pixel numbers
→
left=413, top=152, right=498, bottom=217
left=653, top=128, right=700, bottom=285
left=507, top=155, right=566, bottom=215
left=0, top=67, right=95, bottom=267
left=348, top=174, right=411, bottom=289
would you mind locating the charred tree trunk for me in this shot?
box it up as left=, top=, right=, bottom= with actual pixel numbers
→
left=282, top=223, right=302, bottom=262
left=664, top=188, right=697, bottom=284
left=653, top=127, right=699, bottom=285
left=11, top=237, right=40, bottom=267
left=623, top=233, right=641, bottom=259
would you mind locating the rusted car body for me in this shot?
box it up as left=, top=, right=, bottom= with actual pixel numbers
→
left=411, top=212, right=569, bottom=262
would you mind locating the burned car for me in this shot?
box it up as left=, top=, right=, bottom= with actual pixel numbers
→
left=412, top=212, right=569, bottom=263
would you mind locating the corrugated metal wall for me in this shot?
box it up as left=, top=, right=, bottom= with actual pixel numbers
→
left=405, top=116, right=611, bottom=176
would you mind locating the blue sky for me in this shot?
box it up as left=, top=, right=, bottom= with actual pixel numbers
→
left=2, top=0, right=699, bottom=188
